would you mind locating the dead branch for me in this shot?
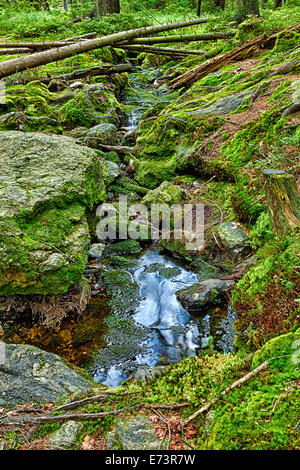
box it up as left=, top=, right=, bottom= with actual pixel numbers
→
left=184, top=361, right=269, bottom=424
left=98, top=144, right=136, bottom=154
left=0, top=48, right=33, bottom=55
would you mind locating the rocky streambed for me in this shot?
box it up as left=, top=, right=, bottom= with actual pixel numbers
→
left=0, top=64, right=252, bottom=394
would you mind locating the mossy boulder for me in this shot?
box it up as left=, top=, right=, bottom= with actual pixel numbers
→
left=217, top=222, right=251, bottom=261
left=141, top=181, right=188, bottom=207
left=85, top=123, right=118, bottom=149
left=102, top=240, right=141, bottom=258
left=48, top=421, right=84, bottom=450
left=0, top=342, right=93, bottom=408
left=0, top=131, right=104, bottom=295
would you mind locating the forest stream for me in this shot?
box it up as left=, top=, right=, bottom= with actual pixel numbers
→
left=4, top=66, right=235, bottom=387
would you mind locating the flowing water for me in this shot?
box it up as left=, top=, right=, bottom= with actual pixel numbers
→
left=86, top=68, right=236, bottom=387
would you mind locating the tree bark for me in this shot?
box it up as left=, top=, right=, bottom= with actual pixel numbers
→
left=274, top=0, right=282, bottom=8
left=235, top=0, right=260, bottom=23
left=121, top=31, right=235, bottom=45
left=91, top=0, right=120, bottom=18
left=0, top=18, right=210, bottom=80
left=169, top=33, right=269, bottom=90
left=197, top=0, right=202, bottom=16
left=263, top=170, right=300, bottom=237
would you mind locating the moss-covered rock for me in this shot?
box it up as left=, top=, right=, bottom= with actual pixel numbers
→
left=141, top=181, right=188, bottom=207
left=217, top=222, right=251, bottom=261
left=0, top=131, right=104, bottom=295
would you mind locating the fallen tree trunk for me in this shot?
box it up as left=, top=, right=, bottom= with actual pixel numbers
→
left=0, top=18, right=210, bottom=80
left=13, top=63, right=133, bottom=85
left=263, top=169, right=300, bottom=236
left=0, top=34, right=97, bottom=50
left=118, top=44, right=205, bottom=56
left=169, top=34, right=270, bottom=90
left=169, top=24, right=300, bottom=90
left=0, top=48, right=33, bottom=55
left=121, top=31, right=235, bottom=45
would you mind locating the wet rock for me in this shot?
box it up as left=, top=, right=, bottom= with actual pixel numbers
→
left=176, top=278, right=235, bottom=313
left=88, top=243, right=106, bottom=259
left=132, top=365, right=165, bottom=382
left=141, top=181, right=189, bottom=207
left=48, top=421, right=83, bottom=449
left=189, top=92, right=251, bottom=116
left=0, top=111, right=26, bottom=130
left=107, top=416, right=161, bottom=450
left=217, top=222, right=251, bottom=261
left=0, top=342, right=93, bottom=408
left=0, top=131, right=104, bottom=295
left=144, top=263, right=181, bottom=279
left=103, top=159, right=121, bottom=185
left=85, top=123, right=118, bottom=149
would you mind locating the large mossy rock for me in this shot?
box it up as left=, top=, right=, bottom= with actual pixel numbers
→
left=107, top=416, right=161, bottom=450
left=0, top=131, right=104, bottom=295
left=85, top=123, right=118, bottom=149
left=0, top=342, right=93, bottom=408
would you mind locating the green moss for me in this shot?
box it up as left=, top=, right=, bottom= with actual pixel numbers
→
left=102, top=240, right=141, bottom=257
left=252, top=330, right=300, bottom=372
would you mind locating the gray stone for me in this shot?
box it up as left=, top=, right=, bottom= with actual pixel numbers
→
left=176, top=278, right=235, bottom=312
left=107, top=416, right=161, bottom=450
left=48, top=421, right=83, bottom=449
left=0, top=342, right=93, bottom=408
left=189, top=92, right=251, bottom=116
left=290, top=80, right=300, bottom=105
left=217, top=222, right=251, bottom=261
left=88, top=243, right=106, bottom=259
left=141, top=181, right=189, bottom=207
left=85, top=123, right=118, bottom=149
left=103, top=159, right=121, bottom=185
left=0, top=131, right=104, bottom=295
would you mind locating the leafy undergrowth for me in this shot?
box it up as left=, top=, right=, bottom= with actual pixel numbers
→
left=1, top=330, right=298, bottom=450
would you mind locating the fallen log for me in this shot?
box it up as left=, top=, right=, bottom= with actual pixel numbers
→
left=117, top=44, right=205, bottom=56
left=121, top=31, right=235, bottom=45
left=169, top=24, right=300, bottom=90
left=0, top=33, right=98, bottom=50
left=0, top=48, right=33, bottom=55
left=98, top=143, right=135, bottom=154
left=169, top=34, right=270, bottom=90
left=13, top=63, right=133, bottom=85
left=0, top=18, right=210, bottom=80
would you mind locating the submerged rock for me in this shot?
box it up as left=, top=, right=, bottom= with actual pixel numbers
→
left=144, top=263, right=181, bottom=279
left=217, top=222, right=251, bottom=261
left=0, top=342, right=93, bottom=408
left=176, top=278, right=235, bottom=312
left=107, top=416, right=161, bottom=450
left=0, top=131, right=104, bottom=295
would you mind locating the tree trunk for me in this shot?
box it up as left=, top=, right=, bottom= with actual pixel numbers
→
left=274, top=0, right=282, bottom=8
left=121, top=31, right=235, bottom=45
left=263, top=169, right=300, bottom=237
left=197, top=0, right=202, bottom=16
left=92, top=0, right=120, bottom=18
left=0, top=18, right=209, bottom=80
left=235, top=0, right=260, bottom=23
